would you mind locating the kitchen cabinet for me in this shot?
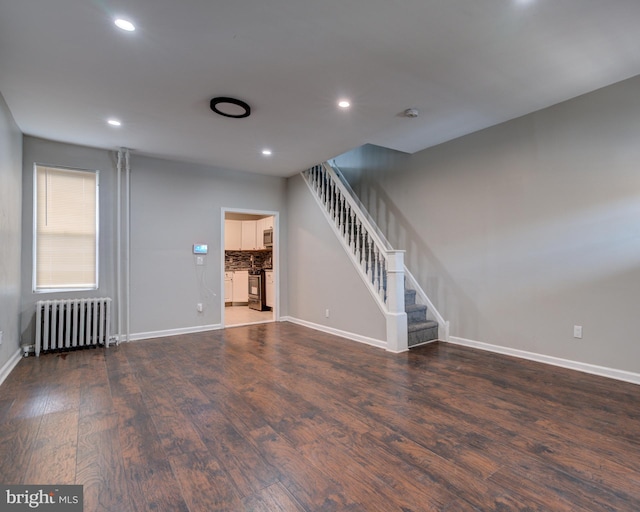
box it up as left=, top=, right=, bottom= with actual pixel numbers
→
left=241, top=220, right=257, bottom=250
left=232, top=270, right=248, bottom=303
left=265, top=270, right=275, bottom=309
left=225, top=220, right=242, bottom=250
left=224, top=272, right=233, bottom=305
left=256, top=218, right=266, bottom=249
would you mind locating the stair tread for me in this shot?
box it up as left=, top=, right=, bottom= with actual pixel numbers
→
left=405, top=303, right=427, bottom=313
left=408, top=320, right=439, bottom=331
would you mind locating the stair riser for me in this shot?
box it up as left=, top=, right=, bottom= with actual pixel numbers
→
left=407, top=310, right=427, bottom=324
left=405, top=290, right=416, bottom=306
left=408, top=325, right=438, bottom=347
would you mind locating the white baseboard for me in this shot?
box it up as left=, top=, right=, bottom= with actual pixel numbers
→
left=128, top=324, right=223, bottom=342
left=282, top=316, right=387, bottom=350
left=448, top=336, right=640, bottom=386
left=0, top=349, right=23, bottom=387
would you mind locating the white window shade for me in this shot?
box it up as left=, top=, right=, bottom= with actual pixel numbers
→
left=35, top=165, right=98, bottom=291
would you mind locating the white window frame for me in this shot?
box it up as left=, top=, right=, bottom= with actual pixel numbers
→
left=32, top=163, right=100, bottom=293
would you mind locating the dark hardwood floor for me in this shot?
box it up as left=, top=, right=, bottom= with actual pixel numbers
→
left=1, top=322, right=639, bottom=511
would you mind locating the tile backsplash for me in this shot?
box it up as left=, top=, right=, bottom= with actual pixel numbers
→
left=225, top=250, right=272, bottom=271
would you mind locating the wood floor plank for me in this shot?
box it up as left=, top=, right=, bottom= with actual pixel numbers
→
left=241, top=482, right=305, bottom=512
left=113, top=392, right=190, bottom=512
left=0, top=398, right=14, bottom=423
left=5, top=387, right=50, bottom=421
left=0, top=417, right=42, bottom=484
left=168, top=451, right=244, bottom=512
left=248, top=424, right=360, bottom=511
left=76, top=422, right=132, bottom=512
left=298, top=430, right=457, bottom=511
left=23, top=409, right=78, bottom=485
left=190, top=407, right=281, bottom=498
left=491, top=452, right=639, bottom=512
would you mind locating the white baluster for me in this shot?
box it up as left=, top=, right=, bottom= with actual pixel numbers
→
left=349, top=208, right=355, bottom=253
left=323, top=169, right=327, bottom=205
left=366, top=234, right=373, bottom=282
left=373, top=246, right=380, bottom=292
left=379, top=253, right=387, bottom=303
left=356, top=221, right=362, bottom=263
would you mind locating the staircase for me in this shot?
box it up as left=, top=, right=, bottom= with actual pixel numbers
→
left=405, top=287, right=439, bottom=347
left=302, top=162, right=447, bottom=351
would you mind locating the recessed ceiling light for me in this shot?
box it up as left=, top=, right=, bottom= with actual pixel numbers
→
left=114, top=18, right=135, bottom=32
left=338, top=100, right=351, bottom=109
left=262, top=149, right=272, bottom=156
left=107, top=119, right=122, bottom=126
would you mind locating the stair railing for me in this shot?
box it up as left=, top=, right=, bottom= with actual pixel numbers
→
left=328, top=160, right=449, bottom=341
left=302, top=163, right=408, bottom=352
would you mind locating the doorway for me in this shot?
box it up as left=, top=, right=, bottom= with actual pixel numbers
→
left=222, top=209, right=277, bottom=327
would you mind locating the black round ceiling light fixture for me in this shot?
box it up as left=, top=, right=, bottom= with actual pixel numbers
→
left=210, top=97, right=251, bottom=118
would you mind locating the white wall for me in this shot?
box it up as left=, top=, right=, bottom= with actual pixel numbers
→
left=286, top=174, right=387, bottom=344
left=0, top=92, right=23, bottom=371
left=336, top=74, right=640, bottom=374
left=129, top=154, right=287, bottom=335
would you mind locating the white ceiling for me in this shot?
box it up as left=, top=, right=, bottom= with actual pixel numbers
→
left=1, top=0, right=640, bottom=177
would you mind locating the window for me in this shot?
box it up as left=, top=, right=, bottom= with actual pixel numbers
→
left=34, top=165, right=99, bottom=291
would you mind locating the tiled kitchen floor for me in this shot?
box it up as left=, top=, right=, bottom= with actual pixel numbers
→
left=225, top=305, right=274, bottom=326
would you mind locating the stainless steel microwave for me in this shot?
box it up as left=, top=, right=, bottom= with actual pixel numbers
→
left=263, top=228, right=273, bottom=247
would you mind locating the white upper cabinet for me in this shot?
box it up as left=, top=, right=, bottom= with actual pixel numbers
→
left=256, top=218, right=266, bottom=249
left=225, top=220, right=242, bottom=250
left=241, top=220, right=257, bottom=250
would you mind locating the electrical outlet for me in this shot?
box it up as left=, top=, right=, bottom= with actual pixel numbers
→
left=197, top=303, right=203, bottom=313
left=325, top=309, right=330, bottom=318
left=573, top=325, right=583, bottom=339
left=196, top=256, right=204, bottom=266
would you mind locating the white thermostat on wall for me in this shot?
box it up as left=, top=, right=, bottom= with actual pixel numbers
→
left=193, top=244, right=208, bottom=254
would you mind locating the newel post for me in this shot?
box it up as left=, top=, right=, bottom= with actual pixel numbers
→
left=385, top=250, right=408, bottom=352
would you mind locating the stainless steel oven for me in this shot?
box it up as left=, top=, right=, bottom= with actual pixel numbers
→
left=248, top=271, right=268, bottom=311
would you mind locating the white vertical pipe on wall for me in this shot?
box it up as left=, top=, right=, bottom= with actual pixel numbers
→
left=115, top=148, right=131, bottom=344
left=124, top=149, right=131, bottom=343
left=116, top=150, right=123, bottom=343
